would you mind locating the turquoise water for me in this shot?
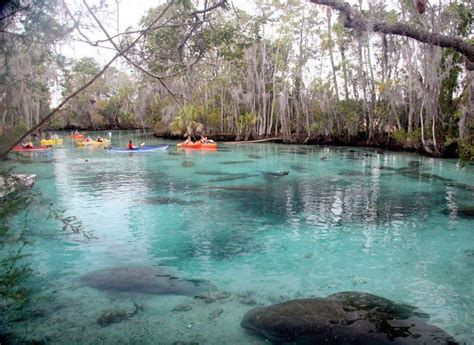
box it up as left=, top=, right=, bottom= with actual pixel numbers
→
left=2, top=130, right=474, bottom=344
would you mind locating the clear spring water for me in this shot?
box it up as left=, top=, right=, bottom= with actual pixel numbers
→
left=2, top=130, right=473, bottom=344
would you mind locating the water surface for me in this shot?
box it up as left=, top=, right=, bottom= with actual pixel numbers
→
left=3, top=130, right=473, bottom=344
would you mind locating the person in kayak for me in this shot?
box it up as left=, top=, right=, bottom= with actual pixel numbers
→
left=96, top=136, right=103, bottom=142
left=22, top=141, right=33, bottom=149
left=128, top=140, right=136, bottom=150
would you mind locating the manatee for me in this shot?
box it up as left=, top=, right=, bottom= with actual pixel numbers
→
left=220, top=160, right=253, bottom=165
left=260, top=171, right=289, bottom=177
left=81, top=267, right=217, bottom=296
left=140, top=197, right=196, bottom=205
left=209, top=173, right=258, bottom=182
left=208, top=185, right=266, bottom=192
left=241, top=291, right=458, bottom=344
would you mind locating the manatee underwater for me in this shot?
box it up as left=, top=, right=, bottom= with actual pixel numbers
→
left=81, top=267, right=217, bottom=296
left=241, top=291, right=458, bottom=344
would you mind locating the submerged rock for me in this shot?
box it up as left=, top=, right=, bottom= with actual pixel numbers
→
left=241, top=291, right=457, bottom=344
left=195, top=291, right=232, bottom=304
left=97, top=303, right=142, bottom=327
left=209, top=308, right=224, bottom=319
left=81, top=267, right=217, bottom=296
left=172, top=304, right=193, bottom=312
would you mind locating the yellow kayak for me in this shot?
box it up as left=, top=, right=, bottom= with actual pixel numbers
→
left=40, top=138, right=63, bottom=146
left=76, top=139, right=110, bottom=146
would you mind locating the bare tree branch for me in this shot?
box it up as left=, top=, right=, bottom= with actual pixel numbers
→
left=83, top=0, right=178, bottom=96
left=0, top=2, right=173, bottom=160
left=308, top=0, right=474, bottom=68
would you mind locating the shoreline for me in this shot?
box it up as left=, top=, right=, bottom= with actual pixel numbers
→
left=43, top=128, right=462, bottom=159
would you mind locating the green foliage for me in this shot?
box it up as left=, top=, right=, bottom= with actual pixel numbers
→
left=336, top=99, right=362, bottom=136
left=458, top=140, right=474, bottom=163
left=392, top=128, right=407, bottom=144
left=393, top=128, right=422, bottom=145
left=236, top=112, right=257, bottom=139
left=445, top=3, right=473, bottom=37
left=170, top=104, right=205, bottom=137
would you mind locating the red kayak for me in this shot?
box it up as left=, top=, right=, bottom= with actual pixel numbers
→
left=12, top=145, right=51, bottom=152
left=69, top=134, right=85, bottom=139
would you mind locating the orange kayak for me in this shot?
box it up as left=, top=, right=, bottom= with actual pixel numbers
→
left=69, top=134, right=85, bottom=139
left=177, top=142, right=217, bottom=149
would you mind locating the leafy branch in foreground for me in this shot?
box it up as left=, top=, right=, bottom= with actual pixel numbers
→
left=0, top=183, right=34, bottom=303
left=1, top=169, right=96, bottom=303
left=47, top=208, right=97, bottom=240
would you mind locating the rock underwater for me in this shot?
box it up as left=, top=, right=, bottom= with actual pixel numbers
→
left=241, top=291, right=458, bottom=344
left=81, top=267, right=217, bottom=296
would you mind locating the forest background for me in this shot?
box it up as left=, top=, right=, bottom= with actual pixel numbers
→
left=0, top=0, right=473, bottom=159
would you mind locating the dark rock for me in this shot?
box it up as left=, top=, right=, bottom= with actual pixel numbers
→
left=239, top=297, right=257, bottom=306
left=241, top=291, right=457, bottom=344
left=97, top=303, right=142, bottom=327
left=81, top=267, right=217, bottom=296
left=172, top=304, right=193, bottom=312
left=194, top=291, right=231, bottom=304
left=209, top=308, right=224, bottom=319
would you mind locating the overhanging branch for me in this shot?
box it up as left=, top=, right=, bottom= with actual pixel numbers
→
left=308, top=0, right=474, bottom=68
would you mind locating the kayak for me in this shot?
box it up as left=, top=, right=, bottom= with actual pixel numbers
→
left=40, top=138, right=63, bottom=146
left=12, top=146, right=51, bottom=152
left=105, top=145, right=169, bottom=153
left=177, top=142, right=217, bottom=149
left=76, top=139, right=111, bottom=146
left=69, top=134, right=85, bottom=139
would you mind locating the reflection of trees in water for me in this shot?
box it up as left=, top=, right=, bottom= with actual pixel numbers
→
left=146, top=169, right=471, bottom=264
